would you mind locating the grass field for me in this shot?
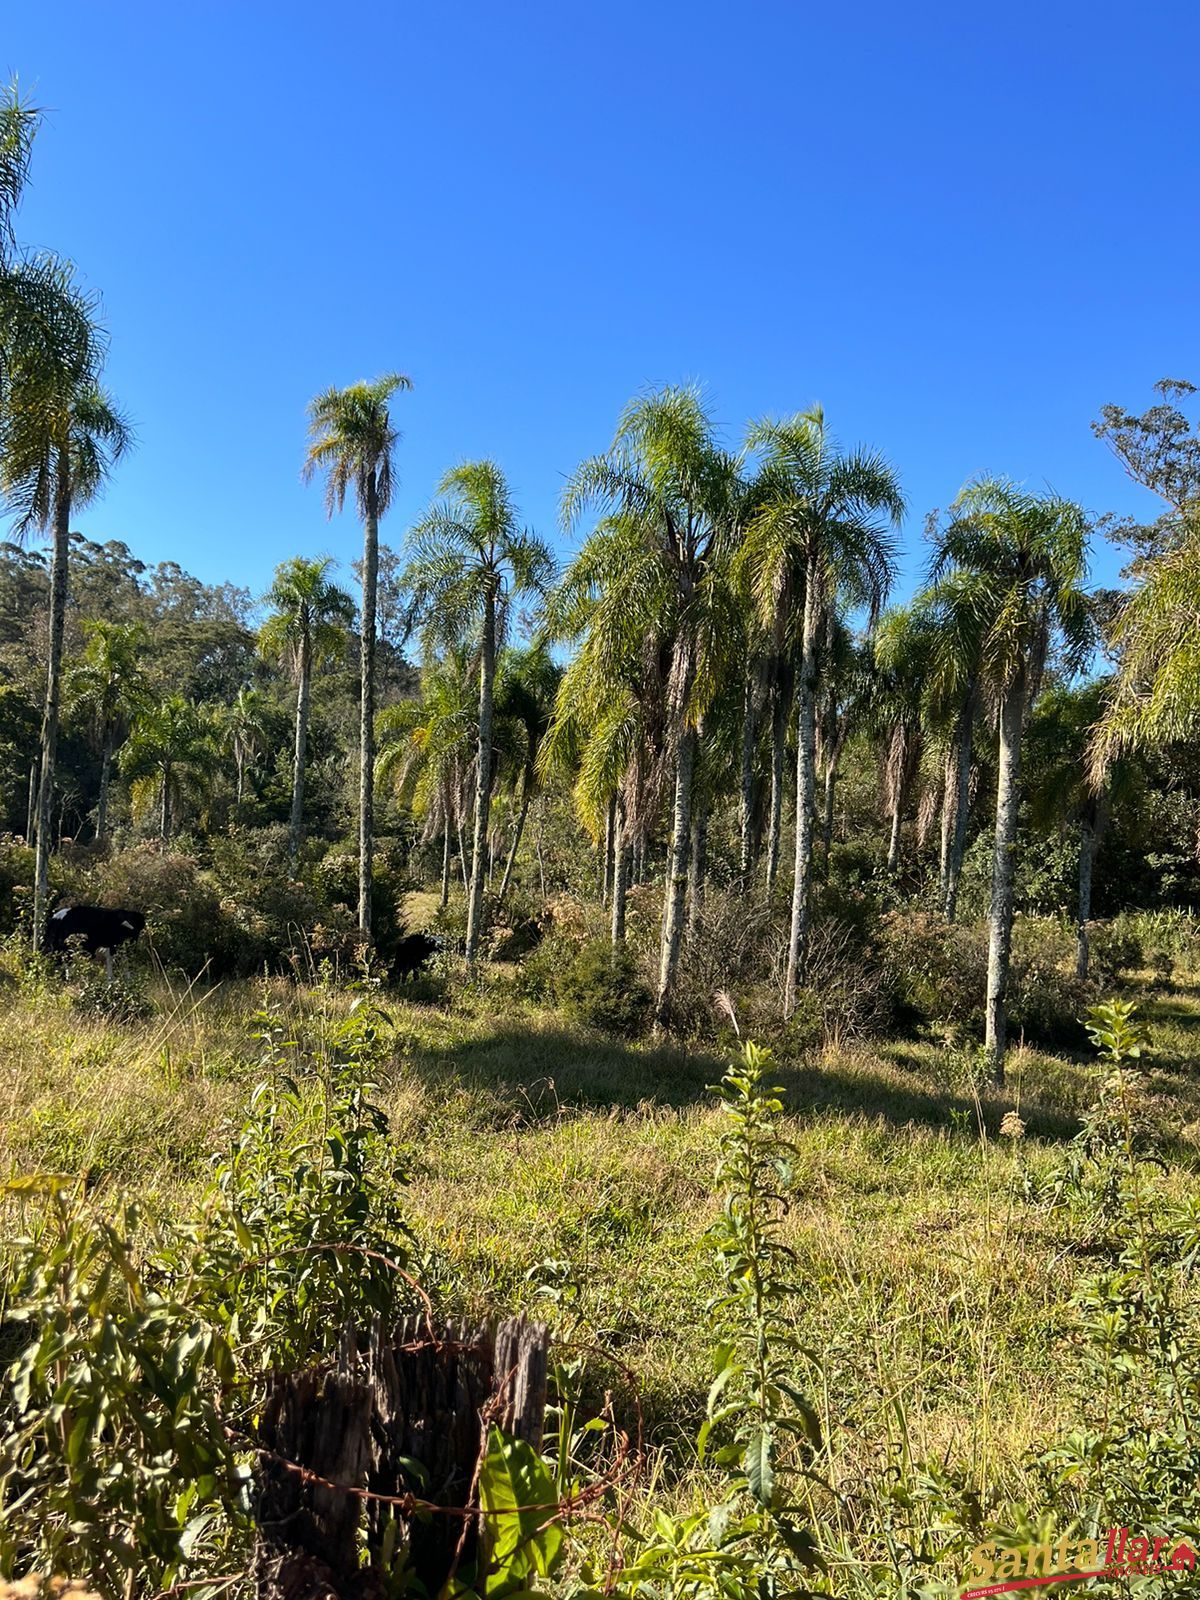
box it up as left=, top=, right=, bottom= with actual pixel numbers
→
left=5, top=936, right=1198, bottom=1567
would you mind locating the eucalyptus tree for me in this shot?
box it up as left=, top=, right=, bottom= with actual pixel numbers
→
left=560, top=387, right=744, bottom=1019
left=303, top=372, right=411, bottom=934
left=119, top=695, right=221, bottom=843
left=928, top=480, right=1092, bottom=1082
left=224, top=685, right=271, bottom=820
left=66, top=620, right=147, bottom=839
left=377, top=646, right=477, bottom=907
left=869, top=604, right=933, bottom=873
left=737, top=409, right=903, bottom=1014
left=405, top=461, right=553, bottom=967
left=259, top=556, right=355, bottom=873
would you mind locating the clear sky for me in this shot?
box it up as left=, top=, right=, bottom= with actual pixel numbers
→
left=4, top=0, right=1197, bottom=606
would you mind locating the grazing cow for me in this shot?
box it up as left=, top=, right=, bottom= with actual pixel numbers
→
left=389, top=931, right=438, bottom=983
left=45, top=904, right=146, bottom=958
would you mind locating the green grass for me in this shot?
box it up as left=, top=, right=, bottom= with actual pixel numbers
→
left=2, top=956, right=1199, bottom=1546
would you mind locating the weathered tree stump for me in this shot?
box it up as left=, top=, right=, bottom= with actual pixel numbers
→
left=253, top=1315, right=550, bottom=1600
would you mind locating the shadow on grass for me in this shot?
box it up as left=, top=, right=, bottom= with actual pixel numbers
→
left=398, top=1017, right=1088, bottom=1142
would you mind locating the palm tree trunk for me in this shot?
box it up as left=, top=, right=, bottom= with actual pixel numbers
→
left=1076, top=806, right=1098, bottom=980
left=96, top=733, right=112, bottom=842
left=160, top=764, right=172, bottom=844
left=611, top=800, right=630, bottom=946
left=26, top=759, right=37, bottom=846
left=821, top=729, right=843, bottom=867
left=602, top=794, right=616, bottom=908
left=738, top=666, right=758, bottom=890
left=358, top=473, right=379, bottom=937
left=288, top=633, right=312, bottom=875
left=465, top=589, right=497, bottom=968
left=784, top=565, right=820, bottom=1017
left=943, top=686, right=976, bottom=922
left=497, top=771, right=532, bottom=911
left=765, top=665, right=789, bottom=896
left=535, top=797, right=548, bottom=900
left=440, top=808, right=452, bottom=910
left=33, top=465, right=70, bottom=948
left=886, top=797, right=903, bottom=874
left=985, top=670, right=1026, bottom=1086
left=456, top=812, right=469, bottom=892
left=687, top=794, right=708, bottom=941
left=655, top=724, right=696, bottom=1023
left=234, top=747, right=245, bottom=821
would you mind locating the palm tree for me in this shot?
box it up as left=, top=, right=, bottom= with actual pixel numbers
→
left=737, top=409, right=903, bottom=1015
left=1026, top=679, right=1139, bottom=979
left=918, top=561, right=990, bottom=921
left=538, top=606, right=655, bottom=947
left=3, top=382, right=131, bottom=941
left=259, top=556, right=355, bottom=873
left=492, top=643, right=561, bottom=910
left=927, top=480, right=1092, bottom=1083
left=119, top=695, right=221, bottom=843
left=0, top=84, right=113, bottom=943
left=223, top=685, right=271, bottom=820
left=377, top=646, right=477, bottom=908
left=303, top=373, right=411, bottom=935
left=66, top=620, right=147, bottom=839
left=560, top=388, right=744, bottom=1019
left=869, top=604, right=933, bottom=873
left=405, top=462, right=553, bottom=967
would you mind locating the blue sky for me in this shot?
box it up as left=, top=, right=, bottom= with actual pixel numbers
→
left=5, top=0, right=1197, bottom=607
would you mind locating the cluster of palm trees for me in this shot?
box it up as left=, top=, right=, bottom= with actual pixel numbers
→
left=9, top=79, right=1200, bottom=1083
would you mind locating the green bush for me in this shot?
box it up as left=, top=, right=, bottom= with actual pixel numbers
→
left=558, top=938, right=652, bottom=1036
left=879, top=908, right=1094, bottom=1048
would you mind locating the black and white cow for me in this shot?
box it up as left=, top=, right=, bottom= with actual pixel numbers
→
left=45, top=904, right=146, bottom=958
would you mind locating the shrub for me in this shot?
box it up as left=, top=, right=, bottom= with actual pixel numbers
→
left=87, top=845, right=231, bottom=977
left=559, top=939, right=651, bottom=1036
left=878, top=908, right=1094, bottom=1048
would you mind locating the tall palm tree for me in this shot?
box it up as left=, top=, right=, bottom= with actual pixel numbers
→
left=928, top=480, right=1092, bottom=1083
left=3, top=382, right=131, bottom=941
left=259, top=556, right=355, bottom=873
left=919, top=562, right=990, bottom=921
left=223, top=685, right=271, bottom=820
left=405, top=461, right=554, bottom=967
left=538, top=601, right=655, bottom=947
left=492, top=643, right=561, bottom=910
left=376, top=646, right=477, bottom=908
left=119, top=696, right=221, bottom=843
left=303, top=373, right=411, bottom=934
left=66, top=620, right=147, bottom=839
left=869, top=604, right=933, bottom=873
left=0, top=82, right=99, bottom=431
left=561, top=387, right=744, bottom=1019
left=0, top=83, right=112, bottom=944
left=738, top=409, right=903, bottom=1015
left=1026, top=679, right=1139, bottom=979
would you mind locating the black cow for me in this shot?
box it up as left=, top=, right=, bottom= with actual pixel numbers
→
left=46, top=904, right=146, bottom=958
left=389, top=931, right=438, bottom=983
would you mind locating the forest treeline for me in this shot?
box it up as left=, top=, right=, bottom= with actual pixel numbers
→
left=3, top=81, right=1200, bottom=1083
